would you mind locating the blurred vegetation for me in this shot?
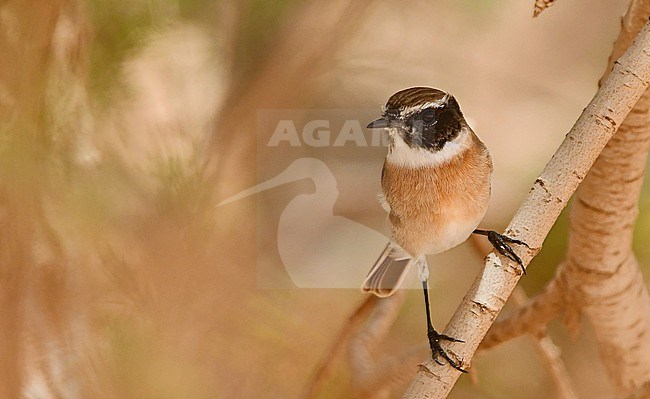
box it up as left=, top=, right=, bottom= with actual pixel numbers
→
left=88, top=0, right=161, bottom=99
left=235, top=0, right=302, bottom=78
left=87, top=0, right=226, bottom=99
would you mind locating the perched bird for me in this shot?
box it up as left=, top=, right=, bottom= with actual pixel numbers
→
left=362, top=87, right=529, bottom=372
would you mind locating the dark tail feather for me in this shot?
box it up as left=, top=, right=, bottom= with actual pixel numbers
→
left=361, top=243, right=415, bottom=298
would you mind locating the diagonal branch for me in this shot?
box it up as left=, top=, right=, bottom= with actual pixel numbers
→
left=469, top=236, right=566, bottom=351
left=478, top=266, right=564, bottom=351
left=470, top=237, right=576, bottom=398
left=402, top=20, right=650, bottom=399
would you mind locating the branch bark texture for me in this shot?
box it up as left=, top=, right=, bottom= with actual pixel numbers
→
left=478, top=270, right=564, bottom=351
left=402, top=20, right=650, bottom=399
left=563, top=1, right=650, bottom=393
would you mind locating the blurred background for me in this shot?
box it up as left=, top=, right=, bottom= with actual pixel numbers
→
left=2, top=0, right=648, bottom=398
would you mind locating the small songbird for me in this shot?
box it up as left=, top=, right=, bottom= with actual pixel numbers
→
left=362, top=87, right=528, bottom=372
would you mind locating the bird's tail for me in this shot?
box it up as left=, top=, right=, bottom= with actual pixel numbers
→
left=361, top=243, right=415, bottom=298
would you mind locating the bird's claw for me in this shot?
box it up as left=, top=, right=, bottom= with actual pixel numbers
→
left=427, top=328, right=468, bottom=373
left=485, top=231, right=529, bottom=275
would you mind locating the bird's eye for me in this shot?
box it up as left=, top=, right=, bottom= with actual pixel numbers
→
left=421, top=109, right=436, bottom=124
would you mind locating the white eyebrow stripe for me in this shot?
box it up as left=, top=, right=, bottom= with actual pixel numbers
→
left=399, top=97, right=450, bottom=117
left=381, top=93, right=450, bottom=118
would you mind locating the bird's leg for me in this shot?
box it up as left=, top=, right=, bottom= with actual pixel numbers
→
left=473, top=229, right=531, bottom=274
left=418, top=259, right=467, bottom=373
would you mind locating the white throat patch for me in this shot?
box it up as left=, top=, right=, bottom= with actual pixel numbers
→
left=385, top=128, right=471, bottom=168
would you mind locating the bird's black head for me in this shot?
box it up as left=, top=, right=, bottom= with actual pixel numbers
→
left=367, top=87, right=466, bottom=151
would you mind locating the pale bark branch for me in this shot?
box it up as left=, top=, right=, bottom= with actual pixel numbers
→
left=469, top=236, right=566, bottom=351
left=479, top=268, right=564, bottom=351
left=470, top=237, right=577, bottom=398
left=478, top=4, right=650, bottom=395
left=561, top=1, right=650, bottom=394
left=402, top=20, right=650, bottom=399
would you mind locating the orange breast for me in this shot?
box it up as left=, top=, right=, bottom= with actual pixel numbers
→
left=382, top=133, right=492, bottom=257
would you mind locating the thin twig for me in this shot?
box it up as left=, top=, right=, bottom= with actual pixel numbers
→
left=349, top=292, right=408, bottom=397
left=510, top=290, right=579, bottom=399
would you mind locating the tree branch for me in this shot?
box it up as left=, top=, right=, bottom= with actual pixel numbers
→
left=402, top=20, right=650, bottom=399
left=470, top=237, right=576, bottom=398
left=468, top=236, right=566, bottom=351
left=478, top=267, right=564, bottom=351
left=562, top=0, right=650, bottom=394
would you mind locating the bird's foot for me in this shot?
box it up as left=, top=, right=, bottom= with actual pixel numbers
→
left=428, top=328, right=467, bottom=373
left=474, top=230, right=530, bottom=274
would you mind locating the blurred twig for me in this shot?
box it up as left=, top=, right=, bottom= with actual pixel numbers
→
left=301, top=292, right=427, bottom=399
left=347, top=292, right=427, bottom=399
left=511, top=290, right=578, bottom=399
left=205, top=0, right=377, bottom=197
left=300, top=295, right=377, bottom=399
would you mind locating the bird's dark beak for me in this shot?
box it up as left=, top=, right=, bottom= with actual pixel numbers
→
left=366, top=117, right=389, bottom=129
